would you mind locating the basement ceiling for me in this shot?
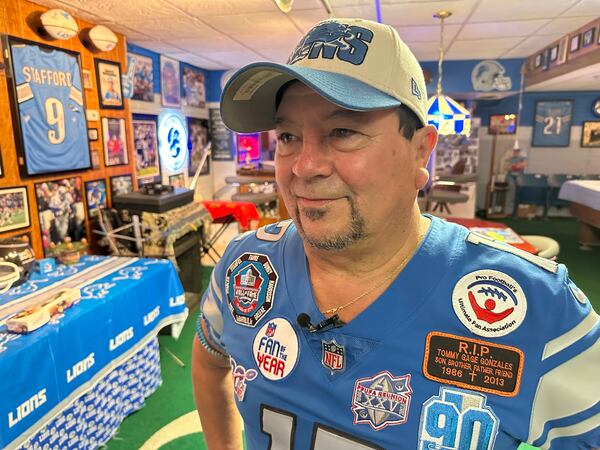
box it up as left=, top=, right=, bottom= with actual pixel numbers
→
left=31, top=0, right=600, bottom=72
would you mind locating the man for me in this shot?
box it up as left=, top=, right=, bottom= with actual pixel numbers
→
left=192, top=18, right=599, bottom=450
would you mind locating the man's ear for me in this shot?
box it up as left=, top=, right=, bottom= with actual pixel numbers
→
left=414, top=125, right=438, bottom=166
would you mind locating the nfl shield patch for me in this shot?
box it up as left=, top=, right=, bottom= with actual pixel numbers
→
left=321, top=339, right=345, bottom=374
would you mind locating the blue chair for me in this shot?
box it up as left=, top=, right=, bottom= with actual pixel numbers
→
left=513, top=174, right=549, bottom=217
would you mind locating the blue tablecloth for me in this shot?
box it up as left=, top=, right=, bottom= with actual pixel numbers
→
left=0, top=255, right=187, bottom=450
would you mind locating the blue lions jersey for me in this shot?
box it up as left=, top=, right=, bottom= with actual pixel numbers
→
left=198, top=216, right=600, bottom=450
left=11, top=43, right=89, bottom=175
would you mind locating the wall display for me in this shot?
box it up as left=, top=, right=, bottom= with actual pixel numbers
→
left=82, top=69, right=93, bottom=89
left=131, top=53, right=154, bottom=102
left=101, top=117, right=128, bottom=166
left=84, top=179, right=108, bottom=217
left=549, top=45, right=558, bottom=62
left=168, top=173, right=185, bottom=188
left=470, top=60, right=511, bottom=91
left=132, top=117, right=161, bottom=181
left=569, top=34, right=580, bottom=53
left=86, top=109, right=100, bottom=121
left=434, top=118, right=481, bottom=177
left=534, top=53, right=542, bottom=69
left=158, top=113, right=187, bottom=172
left=35, top=177, right=86, bottom=255
left=488, top=114, right=517, bottom=135
left=582, top=27, right=596, bottom=48
left=122, top=53, right=135, bottom=99
left=88, top=128, right=98, bottom=141
left=91, top=150, right=100, bottom=169
left=540, top=48, right=550, bottom=71
left=581, top=121, right=600, bottom=148
left=160, top=56, right=181, bottom=107
left=187, top=117, right=210, bottom=176
left=110, top=174, right=134, bottom=199
left=0, top=147, right=3, bottom=177
left=4, top=36, right=91, bottom=176
left=95, top=59, right=124, bottom=109
left=182, top=65, right=206, bottom=108
left=532, top=100, right=573, bottom=147
left=556, top=36, right=569, bottom=65
left=593, top=98, right=600, bottom=117
left=13, top=231, right=32, bottom=244
left=39, top=8, right=79, bottom=40
left=0, top=186, right=30, bottom=233
left=209, top=108, right=234, bottom=161
left=88, top=24, right=118, bottom=52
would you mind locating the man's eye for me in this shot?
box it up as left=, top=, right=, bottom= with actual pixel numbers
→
left=331, top=128, right=356, bottom=138
left=277, top=132, right=295, bottom=144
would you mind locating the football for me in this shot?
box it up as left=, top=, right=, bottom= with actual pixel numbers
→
left=89, top=24, right=118, bottom=52
left=39, top=9, right=78, bottom=40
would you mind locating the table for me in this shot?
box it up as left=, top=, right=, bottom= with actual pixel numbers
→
left=0, top=256, right=187, bottom=450
left=445, top=217, right=539, bottom=254
left=559, top=180, right=600, bottom=248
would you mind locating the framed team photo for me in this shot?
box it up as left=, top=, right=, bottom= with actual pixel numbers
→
left=110, top=174, right=134, bottom=199
left=168, top=173, right=185, bottom=188
left=82, top=69, right=93, bottom=90
left=532, top=100, right=573, bottom=147
left=95, top=59, right=124, bottom=109
left=188, top=117, right=210, bottom=177
left=488, top=114, right=517, bottom=135
left=3, top=36, right=91, bottom=176
left=132, top=116, right=161, bottom=182
left=84, top=179, right=108, bottom=218
left=569, top=34, right=581, bottom=53
left=35, top=177, right=86, bottom=255
left=183, top=65, right=206, bottom=108
left=549, top=45, right=559, bottom=62
left=160, top=56, right=181, bottom=107
left=0, top=186, right=30, bottom=233
left=131, top=53, right=154, bottom=102
left=582, top=27, right=596, bottom=48
left=101, top=117, right=129, bottom=166
left=556, top=36, right=569, bottom=65
left=581, top=121, right=600, bottom=148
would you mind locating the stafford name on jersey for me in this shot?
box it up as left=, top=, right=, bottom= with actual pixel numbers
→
left=21, top=66, right=73, bottom=87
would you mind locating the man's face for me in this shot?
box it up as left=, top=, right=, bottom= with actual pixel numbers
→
left=275, top=83, right=433, bottom=251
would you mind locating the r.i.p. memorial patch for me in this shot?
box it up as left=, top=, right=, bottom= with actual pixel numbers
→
left=226, top=252, right=278, bottom=327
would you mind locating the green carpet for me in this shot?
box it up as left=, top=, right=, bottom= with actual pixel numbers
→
left=104, top=218, right=598, bottom=449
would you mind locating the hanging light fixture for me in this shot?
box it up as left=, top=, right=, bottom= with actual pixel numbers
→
left=427, top=11, right=471, bottom=136
left=513, top=62, right=526, bottom=150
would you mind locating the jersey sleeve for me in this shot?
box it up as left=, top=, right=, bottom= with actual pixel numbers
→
left=526, top=268, right=600, bottom=449
left=196, top=264, right=228, bottom=358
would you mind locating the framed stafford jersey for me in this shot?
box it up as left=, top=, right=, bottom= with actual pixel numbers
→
left=3, top=36, right=91, bottom=176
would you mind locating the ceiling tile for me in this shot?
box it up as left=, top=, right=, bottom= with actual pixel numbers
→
left=233, top=32, right=303, bottom=50
left=203, top=12, right=300, bottom=36
left=333, top=5, right=377, bottom=21
left=444, top=47, right=506, bottom=60
left=536, top=16, right=599, bottom=35
left=168, top=36, right=249, bottom=53
left=404, top=41, right=442, bottom=53
left=513, top=34, right=564, bottom=51
left=79, top=0, right=182, bottom=21
left=413, top=51, right=441, bottom=62
left=383, top=1, right=480, bottom=26
left=501, top=48, right=538, bottom=58
left=458, top=19, right=550, bottom=40
left=469, top=0, right=580, bottom=22
left=561, top=0, right=600, bottom=18
left=163, top=0, right=273, bottom=16
left=449, top=36, right=525, bottom=52
left=396, top=24, right=461, bottom=43
left=287, top=8, right=329, bottom=31
left=201, top=50, right=266, bottom=68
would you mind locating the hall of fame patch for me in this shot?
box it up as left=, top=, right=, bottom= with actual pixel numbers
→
left=226, top=252, right=278, bottom=327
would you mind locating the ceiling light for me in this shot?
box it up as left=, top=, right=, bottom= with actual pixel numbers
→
left=273, top=0, right=293, bottom=13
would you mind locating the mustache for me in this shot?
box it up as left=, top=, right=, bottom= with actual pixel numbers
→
left=290, top=182, right=350, bottom=199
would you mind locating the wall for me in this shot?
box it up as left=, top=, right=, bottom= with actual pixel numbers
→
left=0, top=0, right=134, bottom=257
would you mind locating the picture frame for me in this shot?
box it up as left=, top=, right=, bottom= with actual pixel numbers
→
left=34, top=178, right=86, bottom=255
left=101, top=117, right=129, bottom=166
left=168, top=173, right=185, bottom=188
left=132, top=115, right=161, bottom=182
left=549, top=45, right=559, bottom=62
left=95, top=58, right=124, bottom=109
left=581, top=121, right=600, bottom=148
left=0, top=186, right=30, bottom=233
left=88, top=128, right=99, bottom=141
left=534, top=53, right=542, bottom=69
left=187, top=117, right=210, bottom=176
left=541, top=48, right=550, bottom=71
left=557, top=36, right=569, bottom=65
left=91, top=150, right=100, bottom=169
left=182, top=65, right=206, bottom=108
left=110, top=174, right=134, bottom=200
left=12, top=231, right=32, bottom=245
left=130, top=52, right=154, bottom=102
left=488, top=114, right=517, bottom=135
left=569, top=34, right=580, bottom=53
left=84, top=179, right=108, bottom=217
left=3, top=36, right=91, bottom=176
left=532, top=100, right=573, bottom=147
left=582, top=27, right=596, bottom=48
left=82, top=69, right=93, bottom=90
left=160, top=55, right=181, bottom=107
left=0, top=146, right=3, bottom=178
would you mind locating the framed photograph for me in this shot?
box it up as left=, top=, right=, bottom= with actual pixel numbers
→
left=534, top=53, right=542, bottom=68
left=582, top=27, right=596, bottom=48
left=532, top=100, right=573, bottom=147
left=88, top=128, right=99, bottom=141
left=557, top=36, right=569, bottom=65
left=488, top=114, right=517, bottom=135
left=209, top=108, right=234, bottom=161
left=541, top=48, right=550, bottom=70
left=91, top=150, right=100, bottom=169
left=0, top=186, right=30, bottom=233
left=95, top=59, right=124, bottom=109
left=183, top=65, right=206, bottom=108
left=570, top=34, right=580, bottom=53
left=132, top=116, right=161, bottom=182
left=84, top=179, right=108, bottom=217
left=581, top=121, right=600, bottom=148
left=168, top=173, right=185, bottom=188
left=160, top=56, right=181, bottom=107
left=12, top=231, right=32, bottom=245
left=110, top=174, right=134, bottom=200
left=3, top=36, right=91, bottom=176
left=549, top=45, right=559, bottom=62
left=101, top=117, right=129, bottom=166
left=82, top=69, right=93, bottom=90
left=130, top=52, right=154, bottom=102
left=35, top=178, right=86, bottom=255
left=187, top=117, right=210, bottom=177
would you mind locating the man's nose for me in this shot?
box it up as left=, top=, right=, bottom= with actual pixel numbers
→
left=291, top=135, right=333, bottom=179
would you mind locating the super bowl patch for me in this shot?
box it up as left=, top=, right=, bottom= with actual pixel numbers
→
left=321, top=339, right=345, bottom=374
left=352, top=370, right=412, bottom=430
left=452, top=270, right=526, bottom=337
left=253, top=318, right=299, bottom=381
left=226, top=253, right=278, bottom=327
left=230, top=357, right=257, bottom=402
left=418, top=386, right=499, bottom=450
left=422, top=332, right=523, bottom=397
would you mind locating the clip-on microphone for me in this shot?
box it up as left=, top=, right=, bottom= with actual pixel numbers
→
left=297, top=313, right=344, bottom=333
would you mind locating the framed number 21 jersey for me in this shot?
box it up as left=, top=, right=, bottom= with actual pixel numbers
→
left=4, top=36, right=91, bottom=176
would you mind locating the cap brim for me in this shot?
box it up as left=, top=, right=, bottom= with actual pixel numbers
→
left=220, top=62, right=403, bottom=133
